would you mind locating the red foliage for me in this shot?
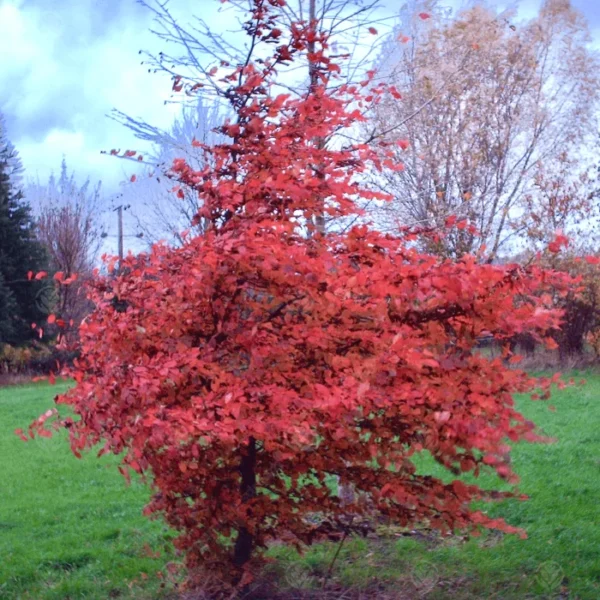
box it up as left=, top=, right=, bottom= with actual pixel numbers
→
left=28, top=0, right=572, bottom=586
left=548, top=232, right=570, bottom=254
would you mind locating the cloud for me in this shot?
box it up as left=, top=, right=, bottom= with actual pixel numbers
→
left=1, top=0, right=599, bottom=196
left=0, top=0, right=194, bottom=190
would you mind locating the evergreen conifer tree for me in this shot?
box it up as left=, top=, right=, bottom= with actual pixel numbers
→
left=0, top=116, right=49, bottom=345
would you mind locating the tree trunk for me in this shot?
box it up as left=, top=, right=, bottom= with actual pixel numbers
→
left=307, top=0, right=326, bottom=236
left=233, top=437, right=257, bottom=569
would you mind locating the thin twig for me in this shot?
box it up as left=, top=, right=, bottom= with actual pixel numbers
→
left=323, top=518, right=352, bottom=588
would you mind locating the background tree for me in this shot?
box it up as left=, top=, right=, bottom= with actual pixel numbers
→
left=553, top=256, right=600, bottom=359
left=32, top=1, right=572, bottom=590
left=134, top=0, right=388, bottom=103
left=110, top=0, right=392, bottom=240
left=25, top=159, right=104, bottom=337
left=522, top=156, right=600, bottom=360
left=367, top=0, right=600, bottom=260
left=493, top=153, right=600, bottom=362
left=0, top=115, right=49, bottom=345
left=522, top=154, right=600, bottom=254
left=0, top=272, right=18, bottom=344
left=111, top=99, right=223, bottom=246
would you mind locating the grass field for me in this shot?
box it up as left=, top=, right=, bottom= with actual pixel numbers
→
left=0, top=375, right=599, bottom=599
left=0, top=382, right=179, bottom=600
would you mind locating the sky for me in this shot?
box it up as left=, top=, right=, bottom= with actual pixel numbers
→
left=0, top=0, right=599, bottom=252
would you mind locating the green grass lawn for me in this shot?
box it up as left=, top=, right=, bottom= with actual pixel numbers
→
left=0, top=382, right=180, bottom=600
left=269, top=372, right=600, bottom=599
left=1, top=375, right=599, bottom=599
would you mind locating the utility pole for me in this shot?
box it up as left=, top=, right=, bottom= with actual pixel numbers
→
left=117, top=205, right=124, bottom=266
left=112, top=204, right=130, bottom=272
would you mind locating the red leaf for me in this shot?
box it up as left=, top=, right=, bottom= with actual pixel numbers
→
left=389, top=86, right=402, bottom=100
left=63, top=275, right=76, bottom=285
left=434, top=411, right=451, bottom=423
left=548, top=233, right=569, bottom=253
left=118, top=466, right=131, bottom=485
left=14, top=429, right=28, bottom=442
left=452, top=480, right=469, bottom=498
left=357, top=381, right=370, bottom=400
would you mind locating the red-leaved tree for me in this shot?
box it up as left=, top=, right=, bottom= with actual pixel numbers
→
left=27, top=0, right=572, bottom=589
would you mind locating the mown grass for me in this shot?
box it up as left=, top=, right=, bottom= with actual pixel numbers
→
left=0, top=381, right=181, bottom=600
left=269, top=371, right=600, bottom=599
left=0, top=374, right=599, bottom=599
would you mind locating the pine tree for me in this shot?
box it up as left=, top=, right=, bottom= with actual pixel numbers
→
left=0, top=116, right=49, bottom=345
left=0, top=271, right=17, bottom=343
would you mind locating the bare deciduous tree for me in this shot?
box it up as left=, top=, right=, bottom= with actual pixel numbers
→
left=26, top=159, right=104, bottom=330
left=367, top=0, right=600, bottom=260
left=110, top=0, right=395, bottom=242
left=112, top=98, right=223, bottom=246
left=523, top=153, right=600, bottom=254
left=134, top=0, right=390, bottom=102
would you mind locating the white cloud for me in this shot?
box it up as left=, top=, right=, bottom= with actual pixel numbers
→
left=1, top=0, right=598, bottom=203
left=0, top=0, right=182, bottom=190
